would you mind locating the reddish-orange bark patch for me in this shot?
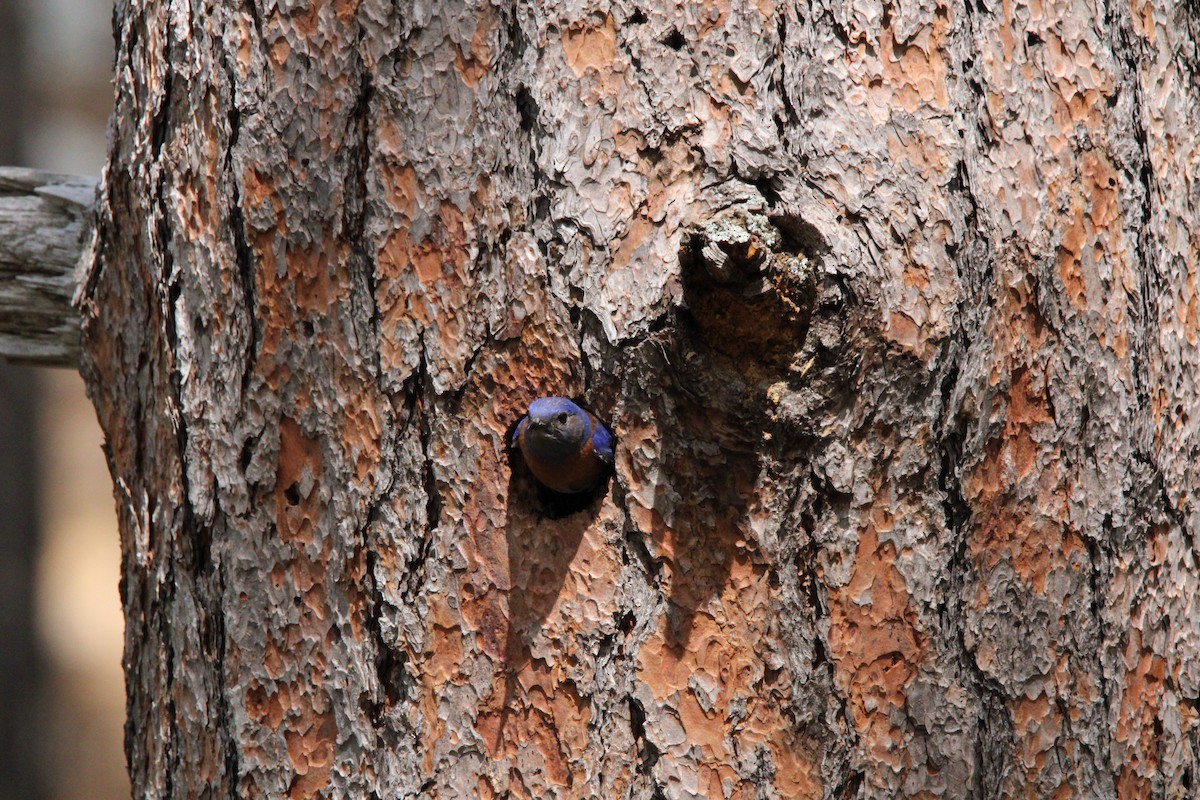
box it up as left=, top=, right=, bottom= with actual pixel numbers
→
left=879, top=6, right=952, bottom=113
left=274, top=416, right=324, bottom=545
left=454, top=5, right=496, bottom=88
left=562, top=13, right=617, bottom=76
left=284, top=705, right=337, bottom=798
left=824, top=516, right=925, bottom=776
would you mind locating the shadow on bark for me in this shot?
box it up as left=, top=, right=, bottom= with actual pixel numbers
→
left=629, top=204, right=822, bottom=650
left=651, top=401, right=761, bottom=651
left=485, top=459, right=606, bottom=754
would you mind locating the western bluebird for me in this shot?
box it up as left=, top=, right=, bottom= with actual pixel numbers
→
left=512, top=397, right=614, bottom=494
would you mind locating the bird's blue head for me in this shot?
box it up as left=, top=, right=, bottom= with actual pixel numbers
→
left=528, top=396, right=583, bottom=423
left=522, top=397, right=588, bottom=451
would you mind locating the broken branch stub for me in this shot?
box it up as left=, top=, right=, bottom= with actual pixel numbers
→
left=0, top=167, right=96, bottom=367
left=672, top=204, right=823, bottom=434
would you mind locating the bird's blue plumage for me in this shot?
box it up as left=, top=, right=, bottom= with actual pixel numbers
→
left=511, top=396, right=614, bottom=493
left=592, top=421, right=614, bottom=463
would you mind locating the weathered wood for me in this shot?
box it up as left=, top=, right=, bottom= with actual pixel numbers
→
left=0, top=168, right=95, bottom=367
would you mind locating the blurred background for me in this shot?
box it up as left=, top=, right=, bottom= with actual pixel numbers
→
left=0, top=0, right=127, bottom=798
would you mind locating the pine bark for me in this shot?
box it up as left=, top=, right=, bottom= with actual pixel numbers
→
left=79, top=0, right=1200, bottom=798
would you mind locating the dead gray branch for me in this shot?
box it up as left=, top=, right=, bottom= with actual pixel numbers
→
left=0, top=167, right=95, bottom=367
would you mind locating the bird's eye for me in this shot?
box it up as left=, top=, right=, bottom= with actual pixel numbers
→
left=557, top=413, right=569, bottom=424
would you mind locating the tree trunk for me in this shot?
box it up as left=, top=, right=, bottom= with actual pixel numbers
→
left=79, top=0, right=1199, bottom=797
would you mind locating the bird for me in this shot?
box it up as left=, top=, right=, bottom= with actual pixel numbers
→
left=511, top=397, right=614, bottom=494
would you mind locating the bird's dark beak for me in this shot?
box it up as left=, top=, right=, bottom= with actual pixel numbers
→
left=528, top=418, right=548, bottom=429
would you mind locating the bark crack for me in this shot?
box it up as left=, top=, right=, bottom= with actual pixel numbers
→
left=1083, top=527, right=1116, bottom=777
left=415, top=340, right=442, bottom=533
left=243, top=0, right=262, bottom=41
left=1106, top=0, right=1160, bottom=421
left=626, top=695, right=666, bottom=797
left=344, top=67, right=384, bottom=385
left=622, top=518, right=663, bottom=593
left=218, top=43, right=260, bottom=401
left=830, top=767, right=864, bottom=799
left=150, top=20, right=234, bottom=796
left=936, top=332, right=1015, bottom=797
left=363, top=540, right=414, bottom=732
left=1136, top=452, right=1187, bottom=529
left=216, top=556, right=242, bottom=799
left=940, top=14, right=1023, bottom=787
left=797, top=473, right=857, bottom=775
left=772, top=10, right=801, bottom=143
